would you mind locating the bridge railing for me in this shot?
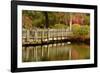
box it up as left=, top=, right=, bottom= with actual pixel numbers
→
left=22, top=29, right=73, bottom=44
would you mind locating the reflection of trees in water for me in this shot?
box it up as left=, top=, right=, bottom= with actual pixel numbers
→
left=71, top=44, right=90, bottom=60
left=71, top=49, right=79, bottom=59
left=22, top=44, right=70, bottom=62
left=22, top=43, right=90, bottom=62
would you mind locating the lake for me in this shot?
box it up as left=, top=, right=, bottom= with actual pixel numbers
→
left=22, top=42, right=90, bottom=62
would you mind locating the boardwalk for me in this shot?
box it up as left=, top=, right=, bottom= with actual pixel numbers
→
left=22, top=29, right=73, bottom=62
left=22, top=28, right=73, bottom=45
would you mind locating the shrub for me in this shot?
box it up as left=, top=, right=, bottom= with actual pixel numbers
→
left=72, top=24, right=90, bottom=37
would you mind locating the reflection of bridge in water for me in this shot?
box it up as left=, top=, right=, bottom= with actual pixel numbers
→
left=22, top=43, right=72, bottom=62
left=22, top=29, right=73, bottom=62
left=22, top=29, right=73, bottom=45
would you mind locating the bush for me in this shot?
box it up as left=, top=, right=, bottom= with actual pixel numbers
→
left=72, top=24, right=90, bottom=37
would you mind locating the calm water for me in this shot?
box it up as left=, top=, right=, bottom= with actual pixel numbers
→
left=22, top=43, right=90, bottom=62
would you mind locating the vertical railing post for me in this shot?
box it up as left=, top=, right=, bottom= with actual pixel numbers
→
left=26, top=30, right=30, bottom=43
left=61, top=29, right=63, bottom=45
left=47, top=29, right=49, bottom=42
left=65, top=29, right=67, bottom=38
left=42, top=29, right=44, bottom=41
left=48, top=29, right=50, bottom=41
left=53, top=29, right=54, bottom=41
left=40, top=29, right=42, bottom=43
left=35, top=29, right=37, bottom=43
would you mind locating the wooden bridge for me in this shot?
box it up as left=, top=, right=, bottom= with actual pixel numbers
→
left=22, top=29, right=73, bottom=61
left=22, top=28, right=73, bottom=45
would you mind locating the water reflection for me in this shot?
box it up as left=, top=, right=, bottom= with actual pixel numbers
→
left=22, top=43, right=90, bottom=62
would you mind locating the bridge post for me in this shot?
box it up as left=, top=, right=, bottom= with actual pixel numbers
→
left=47, top=29, right=49, bottom=42
left=35, top=29, right=38, bottom=43
left=43, top=30, right=45, bottom=42
left=26, top=30, right=30, bottom=43
left=61, top=29, right=63, bottom=45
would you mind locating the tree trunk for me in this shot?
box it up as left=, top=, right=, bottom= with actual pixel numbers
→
left=44, top=12, right=49, bottom=28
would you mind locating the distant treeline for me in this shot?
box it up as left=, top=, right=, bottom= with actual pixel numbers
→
left=22, top=10, right=90, bottom=29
